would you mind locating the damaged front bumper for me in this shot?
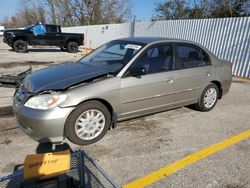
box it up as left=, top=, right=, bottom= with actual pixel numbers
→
left=13, top=96, right=75, bottom=143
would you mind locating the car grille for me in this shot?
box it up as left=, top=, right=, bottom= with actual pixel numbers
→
left=3, top=32, right=10, bottom=40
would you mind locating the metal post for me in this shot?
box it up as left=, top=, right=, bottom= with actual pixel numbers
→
left=130, top=16, right=136, bottom=37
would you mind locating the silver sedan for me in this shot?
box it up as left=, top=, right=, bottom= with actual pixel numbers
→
left=13, top=37, right=232, bottom=145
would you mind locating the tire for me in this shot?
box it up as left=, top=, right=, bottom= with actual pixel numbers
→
left=67, top=41, right=79, bottom=53
left=13, top=40, right=28, bottom=53
left=66, top=101, right=111, bottom=145
left=195, top=83, right=219, bottom=112
left=60, top=46, right=67, bottom=52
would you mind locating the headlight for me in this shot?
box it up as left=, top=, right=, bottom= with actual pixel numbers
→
left=24, top=93, right=67, bottom=110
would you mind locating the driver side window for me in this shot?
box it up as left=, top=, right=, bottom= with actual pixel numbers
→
left=127, top=44, right=173, bottom=76
left=32, top=25, right=46, bottom=36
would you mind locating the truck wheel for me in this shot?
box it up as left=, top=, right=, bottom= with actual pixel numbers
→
left=13, top=40, right=28, bottom=53
left=67, top=42, right=79, bottom=53
left=60, top=46, right=67, bottom=52
left=66, top=101, right=111, bottom=145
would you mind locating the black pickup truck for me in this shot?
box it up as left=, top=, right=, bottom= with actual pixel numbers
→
left=3, top=23, right=84, bottom=53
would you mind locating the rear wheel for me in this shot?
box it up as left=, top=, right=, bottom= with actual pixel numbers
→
left=66, top=101, right=111, bottom=145
left=67, top=41, right=79, bottom=53
left=195, top=84, right=219, bottom=111
left=13, top=40, right=28, bottom=53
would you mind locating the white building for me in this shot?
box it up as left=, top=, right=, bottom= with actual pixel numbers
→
left=0, top=26, right=4, bottom=35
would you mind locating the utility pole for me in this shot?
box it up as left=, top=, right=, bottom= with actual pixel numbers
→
left=130, top=16, right=136, bottom=37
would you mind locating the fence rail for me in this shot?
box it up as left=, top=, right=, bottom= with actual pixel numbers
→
left=62, top=17, right=250, bottom=78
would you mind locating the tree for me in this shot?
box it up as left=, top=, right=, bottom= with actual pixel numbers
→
left=152, top=0, right=187, bottom=20
left=152, top=0, right=250, bottom=21
left=43, top=0, right=57, bottom=24
left=210, top=0, right=250, bottom=17
left=1, top=0, right=132, bottom=28
left=0, top=0, right=47, bottom=28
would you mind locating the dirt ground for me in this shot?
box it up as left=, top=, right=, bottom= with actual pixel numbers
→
left=0, top=37, right=249, bottom=187
left=0, top=36, right=83, bottom=108
left=0, top=36, right=82, bottom=76
left=0, top=81, right=249, bottom=187
left=0, top=36, right=82, bottom=63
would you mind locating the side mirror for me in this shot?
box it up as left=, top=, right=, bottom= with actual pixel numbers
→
left=120, top=44, right=125, bottom=50
left=129, top=67, right=146, bottom=77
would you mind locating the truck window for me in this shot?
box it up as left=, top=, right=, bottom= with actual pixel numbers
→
left=46, top=26, right=59, bottom=33
left=32, top=25, right=46, bottom=36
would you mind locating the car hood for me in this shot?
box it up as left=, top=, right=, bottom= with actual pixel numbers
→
left=23, top=62, right=111, bottom=93
left=4, top=29, right=27, bottom=34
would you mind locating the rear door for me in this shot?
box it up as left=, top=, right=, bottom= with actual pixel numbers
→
left=45, top=25, right=62, bottom=46
left=170, top=43, right=213, bottom=102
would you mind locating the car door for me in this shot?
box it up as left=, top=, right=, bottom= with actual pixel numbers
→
left=169, top=43, right=213, bottom=103
left=119, top=43, right=179, bottom=119
left=45, top=25, right=62, bottom=46
left=29, top=24, right=47, bottom=45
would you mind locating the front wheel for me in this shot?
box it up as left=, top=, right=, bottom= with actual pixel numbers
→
left=195, top=84, right=219, bottom=111
left=66, top=101, right=111, bottom=145
left=13, top=40, right=28, bottom=53
left=67, top=42, right=79, bottom=53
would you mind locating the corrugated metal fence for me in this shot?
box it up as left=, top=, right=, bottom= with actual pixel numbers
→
left=62, top=23, right=131, bottom=49
left=62, top=17, right=250, bottom=78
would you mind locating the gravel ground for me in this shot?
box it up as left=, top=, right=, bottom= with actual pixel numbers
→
left=0, top=37, right=249, bottom=188
left=0, top=36, right=82, bottom=65
left=0, top=36, right=83, bottom=108
left=0, top=36, right=82, bottom=77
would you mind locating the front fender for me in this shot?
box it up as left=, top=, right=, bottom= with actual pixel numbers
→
left=60, top=77, right=121, bottom=114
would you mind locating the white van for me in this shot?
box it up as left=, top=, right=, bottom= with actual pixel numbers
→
left=0, top=26, right=4, bottom=35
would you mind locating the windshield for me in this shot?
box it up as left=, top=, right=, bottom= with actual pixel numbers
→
left=24, top=24, right=34, bottom=30
left=79, top=40, right=144, bottom=75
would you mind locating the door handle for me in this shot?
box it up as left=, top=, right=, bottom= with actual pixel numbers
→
left=205, top=72, right=211, bottom=77
left=164, top=79, right=174, bottom=83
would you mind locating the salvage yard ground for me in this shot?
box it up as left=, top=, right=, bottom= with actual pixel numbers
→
left=0, top=37, right=249, bottom=187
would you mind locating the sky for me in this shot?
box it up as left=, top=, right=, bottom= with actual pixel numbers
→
left=131, top=0, right=165, bottom=21
left=0, top=0, right=19, bottom=21
left=0, top=0, right=165, bottom=22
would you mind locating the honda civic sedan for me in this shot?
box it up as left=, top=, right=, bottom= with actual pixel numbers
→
left=13, top=37, right=232, bottom=145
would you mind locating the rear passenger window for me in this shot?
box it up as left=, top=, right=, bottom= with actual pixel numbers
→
left=202, top=50, right=211, bottom=66
left=177, top=44, right=202, bottom=69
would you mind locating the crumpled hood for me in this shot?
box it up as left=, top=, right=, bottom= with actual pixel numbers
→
left=23, top=62, right=110, bottom=93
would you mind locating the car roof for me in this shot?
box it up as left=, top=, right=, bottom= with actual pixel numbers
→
left=117, top=37, right=188, bottom=45
left=115, top=37, right=217, bottom=59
